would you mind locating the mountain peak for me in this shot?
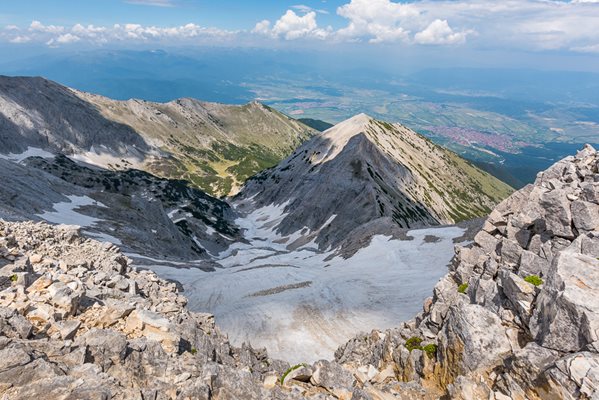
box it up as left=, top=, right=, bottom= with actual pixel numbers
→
left=321, top=113, right=376, bottom=146
left=326, top=113, right=373, bottom=132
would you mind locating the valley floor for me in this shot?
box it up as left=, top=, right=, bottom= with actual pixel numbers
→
left=143, top=203, right=466, bottom=363
left=27, top=181, right=467, bottom=363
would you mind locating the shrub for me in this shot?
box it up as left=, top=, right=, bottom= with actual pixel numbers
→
left=405, top=337, right=423, bottom=352
left=190, top=347, right=198, bottom=355
left=423, top=344, right=438, bottom=359
left=458, top=283, right=469, bottom=294
left=9, top=274, right=17, bottom=282
left=524, top=275, right=543, bottom=287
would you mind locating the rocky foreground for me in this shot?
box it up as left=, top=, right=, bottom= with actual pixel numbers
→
left=1, top=146, right=599, bottom=399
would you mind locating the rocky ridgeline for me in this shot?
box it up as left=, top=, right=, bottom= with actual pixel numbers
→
left=2, top=146, right=599, bottom=400
left=335, top=145, right=599, bottom=399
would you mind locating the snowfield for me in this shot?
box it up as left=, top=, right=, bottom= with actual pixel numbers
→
left=146, top=204, right=466, bottom=363
left=34, top=196, right=466, bottom=363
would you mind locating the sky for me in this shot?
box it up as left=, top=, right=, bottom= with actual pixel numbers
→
left=1, top=0, right=599, bottom=71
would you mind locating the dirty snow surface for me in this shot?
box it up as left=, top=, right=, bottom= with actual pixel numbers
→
left=146, top=204, right=466, bottom=364
left=0, top=146, right=55, bottom=162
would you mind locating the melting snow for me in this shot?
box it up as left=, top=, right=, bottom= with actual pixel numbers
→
left=36, top=195, right=104, bottom=227
left=144, top=203, right=467, bottom=364
left=0, top=147, right=55, bottom=162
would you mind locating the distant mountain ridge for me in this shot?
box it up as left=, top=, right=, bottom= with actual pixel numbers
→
left=0, top=75, right=315, bottom=196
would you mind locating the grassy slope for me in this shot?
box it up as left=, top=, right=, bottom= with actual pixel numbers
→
left=368, top=120, right=514, bottom=223
left=76, top=93, right=315, bottom=197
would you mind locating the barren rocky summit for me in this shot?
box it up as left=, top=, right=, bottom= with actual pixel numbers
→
left=1, top=145, right=599, bottom=399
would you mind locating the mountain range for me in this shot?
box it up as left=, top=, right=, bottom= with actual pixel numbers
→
left=0, top=76, right=512, bottom=252
left=0, top=76, right=314, bottom=197
left=0, top=74, right=597, bottom=399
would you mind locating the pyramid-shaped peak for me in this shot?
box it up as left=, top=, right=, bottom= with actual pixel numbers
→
left=323, top=113, right=375, bottom=139
left=343, top=113, right=374, bottom=126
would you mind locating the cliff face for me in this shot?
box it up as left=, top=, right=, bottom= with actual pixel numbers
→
left=335, top=145, right=599, bottom=399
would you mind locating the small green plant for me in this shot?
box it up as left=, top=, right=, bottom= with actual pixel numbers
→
left=190, top=347, right=198, bottom=355
left=280, top=363, right=307, bottom=385
left=9, top=274, right=17, bottom=282
left=423, top=344, right=438, bottom=359
left=524, top=275, right=543, bottom=287
left=405, top=337, right=423, bottom=352
left=458, top=283, right=469, bottom=294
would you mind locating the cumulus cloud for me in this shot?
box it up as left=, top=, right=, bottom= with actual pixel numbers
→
left=5, top=0, right=599, bottom=52
left=9, top=35, right=31, bottom=44
left=336, top=0, right=418, bottom=43
left=255, top=10, right=331, bottom=40
left=252, top=20, right=272, bottom=36
left=3, top=20, right=236, bottom=46
left=29, top=20, right=65, bottom=34
left=414, top=19, right=472, bottom=45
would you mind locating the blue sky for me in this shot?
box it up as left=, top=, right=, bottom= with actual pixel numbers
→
left=0, top=0, right=345, bottom=29
left=1, top=0, right=599, bottom=70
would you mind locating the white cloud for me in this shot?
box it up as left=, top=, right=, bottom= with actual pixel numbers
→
left=56, top=33, right=81, bottom=44
left=292, top=5, right=329, bottom=15
left=336, top=0, right=418, bottom=43
left=29, top=20, right=64, bottom=34
left=571, top=43, right=599, bottom=52
left=3, top=20, right=236, bottom=47
left=9, top=35, right=31, bottom=44
left=260, top=10, right=331, bottom=40
left=414, top=19, right=471, bottom=45
left=5, top=1, right=599, bottom=52
left=252, top=20, right=272, bottom=36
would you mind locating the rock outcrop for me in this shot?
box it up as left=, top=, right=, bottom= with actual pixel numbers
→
left=334, top=144, right=599, bottom=399
left=0, top=221, right=292, bottom=399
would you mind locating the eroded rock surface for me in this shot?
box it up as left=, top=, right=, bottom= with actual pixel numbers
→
left=334, top=144, right=599, bottom=399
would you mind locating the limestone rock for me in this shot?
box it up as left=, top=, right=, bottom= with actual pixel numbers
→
left=531, top=251, right=599, bottom=352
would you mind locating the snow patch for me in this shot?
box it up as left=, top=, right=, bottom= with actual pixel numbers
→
left=36, top=195, right=104, bottom=227
left=0, top=147, right=55, bottom=162
left=144, top=212, right=466, bottom=363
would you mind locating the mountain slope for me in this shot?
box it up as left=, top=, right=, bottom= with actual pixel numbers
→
left=0, top=154, right=241, bottom=262
left=0, top=76, right=149, bottom=159
left=0, top=75, right=315, bottom=196
left=236, top=114, right=513, bottom=250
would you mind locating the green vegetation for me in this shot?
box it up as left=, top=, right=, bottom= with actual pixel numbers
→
left=10, top=274, right=17, bottom=282
left=190, top=347, right=198, bottom=355
left=280, top=363, right=308, bottom=385
left=458, top=283, right=469, bottom=294
left=524, top=275, right=543, bottom=287
left=423, top=344, right=438, bottom=359
left=405, top=337, right=423, bottom=352
left=405, top=338, right=437, bottom=358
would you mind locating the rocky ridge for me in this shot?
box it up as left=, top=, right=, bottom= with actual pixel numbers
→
left=0, top=75, right=315, bottom=197
left=237, top=114, right=513, bottom=251
left=334, top=144, right=599, bottom=399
